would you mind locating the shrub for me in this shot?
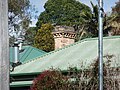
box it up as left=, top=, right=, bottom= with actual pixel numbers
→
left=30, top=55, right=119, bottom=90
left=30, top=70, right=69, bottom=90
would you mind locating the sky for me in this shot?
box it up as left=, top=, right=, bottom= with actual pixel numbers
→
left=30, top=0, right=118, bottom=26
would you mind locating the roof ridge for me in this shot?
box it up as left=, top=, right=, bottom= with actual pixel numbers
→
left=30, top=46, right=46, bottom=53
left=24, top=45, right=46, bottom=53
left=15, top=36, right=120, bottom=67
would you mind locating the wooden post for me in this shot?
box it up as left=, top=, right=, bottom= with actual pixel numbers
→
left=0, top=0, right=9, bottom=90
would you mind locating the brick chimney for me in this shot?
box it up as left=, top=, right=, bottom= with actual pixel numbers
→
left=52, top=26, right=76, bottom=49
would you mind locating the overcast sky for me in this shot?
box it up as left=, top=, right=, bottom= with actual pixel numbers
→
left=30, top=0, right=118, bottom=26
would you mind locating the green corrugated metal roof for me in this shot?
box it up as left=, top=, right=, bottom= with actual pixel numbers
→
left=10, top=46, right=46, bottom=63
left=11, top=36, right=120, bottom=75
left=10, top=81, right=33, bottom=87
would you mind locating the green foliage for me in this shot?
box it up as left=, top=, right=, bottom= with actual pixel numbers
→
left=80, top=2, right=99, bottom=37
left=24, top=27, right=37, bottom=45
left=74, top=2, right=100, bottom=41
left=105, top=1, right=120, bottom=35
left=36, top=0, right=91, bottom=28
left=8, top=0, right=37, bottom=36
left=111, top=0, right=120, bottom=23
left=76, top=1, right=112, bottom=41
left=112, top=0, right=120, bottom=15
left=8, top=0, right=37, bottom=46
left=34, top=23, right=54, bottom=52
left=8, top=0, right=31, bottom=29
left=8, top=0, right=30, bottom=15
left=9, top=36, right=15, bottom=47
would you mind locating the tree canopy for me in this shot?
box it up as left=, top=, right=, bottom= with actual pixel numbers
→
left=8, top=0, right=38, bottom=46
left=112, top=0, right=120, bottom=15
left=77, top=2, right=99, bottom=39
left=34, top=23, right=54, bottom=52
left=36, top=0, right=91, bottom=28
left=8, top=0, right=37, bottom=36
left=105, top=0, right=120, bottom=35
left=24, top=27, right=37, bottom=45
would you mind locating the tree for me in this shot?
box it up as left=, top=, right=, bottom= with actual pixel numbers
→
left=36, top=0, right=91, bottom=28
left=34, top=23, right=54, bottom=52
left=75, top=2, right=99, bottom=40
left=8, top=0, right=31, bottom=32
left=77, top=1, right=111, bottom=40
left=24, top=27, right=37, bottom=45
left=105, top=0, right=120, bottom=36
left=112, top=0, right=120, bottom=15
left=8, top=0, right=37, bottom=46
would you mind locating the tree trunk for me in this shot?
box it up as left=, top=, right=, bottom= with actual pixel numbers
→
left=0, top=0, right=9, bottom=90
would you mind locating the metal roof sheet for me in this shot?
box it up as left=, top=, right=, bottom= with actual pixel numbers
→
left=10, top=81, right=32, bottom=87
left=11, top=36, right=120, bottom=75
left=10, top=46, right=46, bottom=63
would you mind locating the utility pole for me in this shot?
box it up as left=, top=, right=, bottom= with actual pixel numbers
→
left=0, top=0, right=9, bottom=90
left=98, top=0, right=103, bottom=90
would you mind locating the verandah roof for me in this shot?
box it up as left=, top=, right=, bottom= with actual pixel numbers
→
left=11, top=36, right=120, bottom=75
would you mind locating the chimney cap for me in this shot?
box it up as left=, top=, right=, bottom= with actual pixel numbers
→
left=53, top=25, right=75, bottom=32
left=13, top=42, right=19, bottom=47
